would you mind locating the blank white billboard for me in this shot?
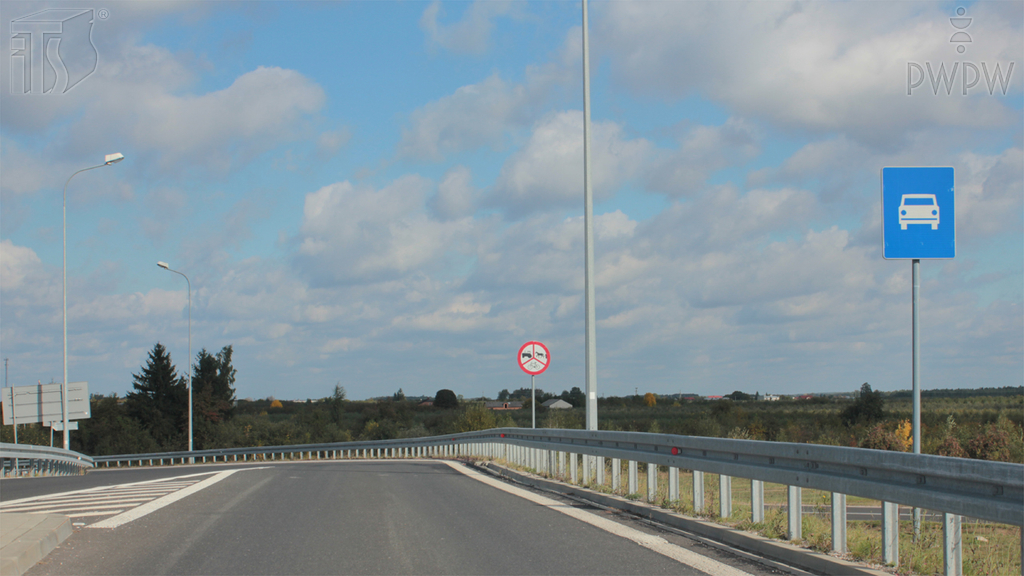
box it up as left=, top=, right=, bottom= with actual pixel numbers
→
left=1, top=381, right=90, bottom=426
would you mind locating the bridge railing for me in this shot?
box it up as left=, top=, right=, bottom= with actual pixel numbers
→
left=0, top=442, right=94, bottom=477
left=92, top=428, right=1023, bottom=575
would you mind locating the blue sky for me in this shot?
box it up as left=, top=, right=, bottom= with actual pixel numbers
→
left=1, top=1, right=1021, bottom=402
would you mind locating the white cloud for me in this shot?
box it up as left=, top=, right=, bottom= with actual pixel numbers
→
left=397, top=27, right=578, bottom=160
left=0, top=240, right=44, bottom=291
left=398, top=74, right=535, bottom=160
left=392, top=294, right=497, bottom=333
left=429, top=165, right=479, bottom=221
left=490, top=111, right=653, bottom=217
left=316, top=129, right=352, bottom=160
left=419, top=0, right=521, bottom=55
left=97, top=65, right=324, bottom=173
left=599, top=2, right=1022, bottom=147
left=294, top=176, right=475, bottom=285
left=956, top=147, right=1023, bottom=242
left=646, top=118, right=762, bottom=197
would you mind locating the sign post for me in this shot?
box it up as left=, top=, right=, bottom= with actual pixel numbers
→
left=882, top=166, right=955, bottom=538
left=518, top=341, right=550, bottom=429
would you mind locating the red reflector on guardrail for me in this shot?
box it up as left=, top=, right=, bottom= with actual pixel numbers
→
left=671, top=447, right=680, bottom=455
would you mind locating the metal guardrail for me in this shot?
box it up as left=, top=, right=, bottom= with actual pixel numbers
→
left=91, top=428, right=1023, bottom=575
left=0, top=442, right=94, bottom=477
left=495, top=429, right=1024, bottom=527
left=91, top=428, right=1023, bottom=526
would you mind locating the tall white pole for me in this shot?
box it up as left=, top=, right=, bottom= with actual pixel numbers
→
left=186, top=275, right=191, bottom=455
left=582, top=0, right=597, bottom=432
left=531, top=374, right=536, bottom=429
left=62, top=160, right=115, bottom=449
left=158, top=262, right=192, bottom=455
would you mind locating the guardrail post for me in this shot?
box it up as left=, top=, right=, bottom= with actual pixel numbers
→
left=570, top=453, right=578, bottom=484
left=693, top=470, right=704, bottom=513
left=612, top=458, right=621, bottom=493
left=668, top=466, right=679, bottom=502
left=831, top=493, right=846, bottom=553
left=752, top=480, right=764, bottom=523
left=882, top=501, right=899, bottom=566
left=647, top=463, right=657, bottom=502
left=719, top=475, right=732, bottom=518
left=628, top=460, right=638, bottom=495
left=596, top=456, right=605, bottom=486
left=787, top=485, right=802, bottom=540
left=558, top=451, right=566, bottom=479
left=582, top=455, right=591, bottom=485
left=941, top=513, right=962, bottom=576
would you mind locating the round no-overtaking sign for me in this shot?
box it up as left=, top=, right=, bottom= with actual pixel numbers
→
left=518, top=341, right=550, bottom=375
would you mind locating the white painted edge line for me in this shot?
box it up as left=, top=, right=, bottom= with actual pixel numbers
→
left=88, top=469, right=240, bottom=529
left=441, top=461, right=753, bottom=576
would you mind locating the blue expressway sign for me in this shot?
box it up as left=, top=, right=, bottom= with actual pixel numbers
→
left=881, top=167, right=955, bottom=259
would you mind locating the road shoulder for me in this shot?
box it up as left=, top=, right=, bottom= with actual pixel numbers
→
left=0, top=514, right=71, bottom=576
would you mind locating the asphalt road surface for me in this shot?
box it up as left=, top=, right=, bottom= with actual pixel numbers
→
left=6, top=460, right=789, bottom=576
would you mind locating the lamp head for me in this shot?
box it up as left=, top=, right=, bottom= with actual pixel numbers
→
left=104, top=153, right=125, bottom=165
left=157, top=261, right=170, bottom=270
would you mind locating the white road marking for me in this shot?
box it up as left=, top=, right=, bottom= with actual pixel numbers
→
left=59, top=510, right=124, bottom=518
left=1, top=470, right=238, bottom=507
left=2, top=468, right=268, bottom=528
left=442, top=461, right=754, bottom=576
left=3, top=497, right=153, bottom=511
left=89, top=469, right=240, bottom=529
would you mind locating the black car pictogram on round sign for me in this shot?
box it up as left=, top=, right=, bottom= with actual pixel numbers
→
left=517, top=341, right=549, bottom=375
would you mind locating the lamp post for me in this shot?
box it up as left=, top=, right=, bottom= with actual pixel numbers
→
left=62, top=153, right=124, bottom=450
left=582, top=0, right=597, bottom=432
left=157, top=261, right=192, bottom=456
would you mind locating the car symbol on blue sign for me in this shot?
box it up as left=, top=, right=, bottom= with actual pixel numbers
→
left=882, top=167, right=955, bottom=259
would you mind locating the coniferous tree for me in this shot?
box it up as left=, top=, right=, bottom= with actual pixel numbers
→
left=126, top=343, right=187, bottom=450
left=192, top=345, right=237, bottom=424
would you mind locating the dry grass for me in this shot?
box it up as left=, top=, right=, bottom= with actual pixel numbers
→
left=496, top=456, right=1022, bottom=576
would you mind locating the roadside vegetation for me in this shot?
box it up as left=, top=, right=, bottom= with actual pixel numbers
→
left=2, top=343, right=1020, bottom=574
left=1, top=342, right=1020, bottom=466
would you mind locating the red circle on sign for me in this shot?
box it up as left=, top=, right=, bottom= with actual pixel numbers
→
left=517, top=341, right=550, bottom=375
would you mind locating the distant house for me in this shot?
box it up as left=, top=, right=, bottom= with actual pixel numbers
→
left=485, top=401, right=523, bottom=411
left=705, top=395, right=723, bottom=400
left=418, top=400, right=434, bottom=407
left=763, top=394, right=780, bottom=401
left=541, top=399, right=572, bottom=410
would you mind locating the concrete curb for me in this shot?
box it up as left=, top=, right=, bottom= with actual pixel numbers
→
left=0, top=514, right=72, bottom=576
left=477, top=461, right=890, bottom=576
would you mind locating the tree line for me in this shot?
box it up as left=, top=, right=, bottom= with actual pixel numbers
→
left=2, top=351, right=1020, bottom=464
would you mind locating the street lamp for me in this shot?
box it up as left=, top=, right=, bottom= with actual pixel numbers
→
left=61, top=153, right=124, bottom=450
left=157, top=261, right=192, bottom=456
